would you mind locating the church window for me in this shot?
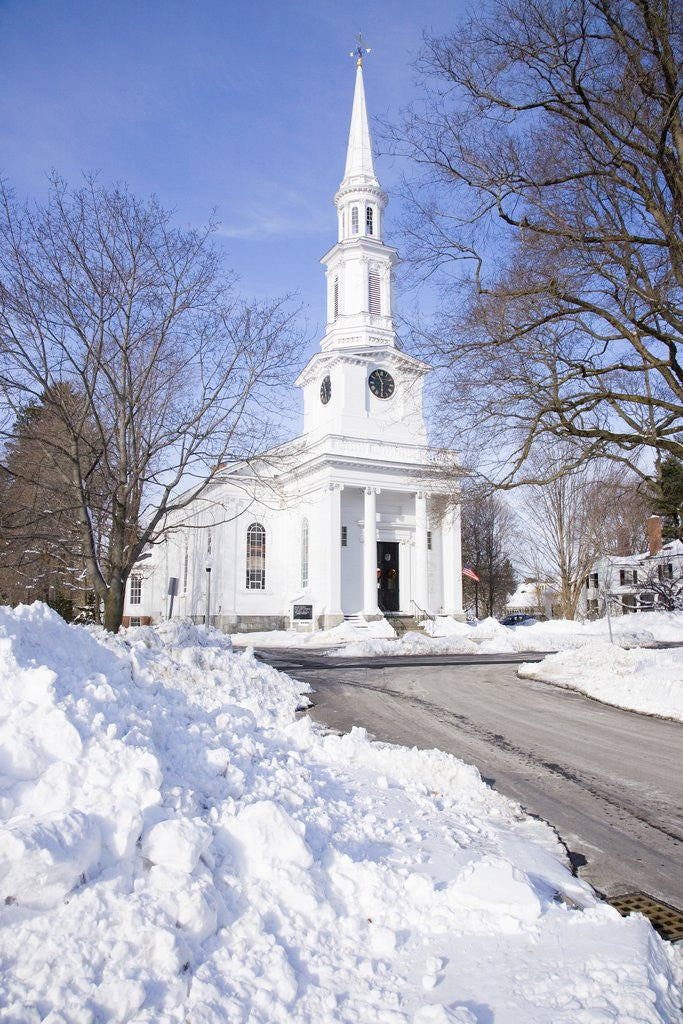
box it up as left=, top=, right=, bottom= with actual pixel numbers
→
left=130, top=576, right=142, bottom=605
left=341, top=526, right=348, bottom=547
left=301, top=518, right=309, bottom=589
left=334, top=277, right=339, bottom=319
left=368, top=272, right=381, bottom=315
left=351, top=207, right=359, bottom=234
left=366, top=205, right=373, bottom=235
left=246, top=522, right=266, bottom=590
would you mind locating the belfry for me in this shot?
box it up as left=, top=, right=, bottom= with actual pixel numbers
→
left=123, top=54, right=464, bottom=631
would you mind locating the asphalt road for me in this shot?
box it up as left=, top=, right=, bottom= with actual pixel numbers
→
left=258, top=649, right=683, bottom=909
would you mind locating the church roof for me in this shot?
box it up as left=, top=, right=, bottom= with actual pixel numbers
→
left=341, top=64, right=380, bottom=190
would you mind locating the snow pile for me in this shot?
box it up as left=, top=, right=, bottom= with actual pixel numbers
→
left=1, top=603, right=681, bottom=1023
left=335, top=631, right=479, bottom=658
left=230, top=615, right=395, bottom=649
left=518, top=642, right=683, bottom=721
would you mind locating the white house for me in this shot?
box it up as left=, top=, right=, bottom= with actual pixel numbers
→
left=583, top=516, right=683, bottom=617
left=123, top=59, right=464, bottom=633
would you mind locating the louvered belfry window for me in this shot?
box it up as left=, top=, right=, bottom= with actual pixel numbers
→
left=246, top=522, right=266, bottom=590
left=368, top=271, right=381, bottom=315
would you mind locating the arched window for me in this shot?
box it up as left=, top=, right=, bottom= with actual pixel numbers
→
left=301, top=518, right=309, bottom=589
left=351, top=206, right=359, bottom=234
left=246, top=522, right=266, bottom=590
left=366, top=205, right=374, bottom=235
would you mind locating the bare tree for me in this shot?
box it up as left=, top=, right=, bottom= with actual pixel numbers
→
left=518, top=453, right=651, bottom=618
left=461, top=486, right=517, bottom=617
left=392, top=0, right=682, bottom=489
left=0, top=176, right=302, bottom=631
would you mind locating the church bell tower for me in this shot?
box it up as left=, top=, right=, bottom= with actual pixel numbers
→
left=296, top=47, right=430, bottom=445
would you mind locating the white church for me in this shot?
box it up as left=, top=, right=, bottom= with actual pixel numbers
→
left=123, top=57, right=464, bottom=633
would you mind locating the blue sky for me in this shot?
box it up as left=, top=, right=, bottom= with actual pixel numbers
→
left=0, top=0, right=463, bottom=426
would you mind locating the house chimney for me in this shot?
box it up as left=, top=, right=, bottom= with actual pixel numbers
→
left=616, top=527, right=630, bottom=557
left=647, top=515, right=662, bottom=556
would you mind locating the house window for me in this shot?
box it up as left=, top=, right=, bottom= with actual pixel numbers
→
left=334, top=277, right=339, bottom=319
left=658, top=562, right=674, bottom=580
left=427, top=530, right=432, bottom=551
left=368, top=272, right=381, bottom=315
left=341, top=526, right=347, bottom=547
left=622, top=594, right=637, bottom=614
left=366, top=205, right=373, bottom=235
left=130, top=617, right=141, bottom=627
left=351, top=207, right=359, bottom=234
left=301, top=518, right=309, bottom=589
left=246, top=522, right=266, bottom=590
left=590, top=572, right=598, bottom=588
left=207, top=531, right=212, bottom=556
left=619, top=568, right=637, bottom=586
left=639, top=591, right=655, bottom=611
left=130, top=576, right=142, bottom=605
left=586, top=599, right=599, bottom=616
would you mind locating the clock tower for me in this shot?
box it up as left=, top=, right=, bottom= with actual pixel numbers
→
left=296, top=55, right=430, bottom=445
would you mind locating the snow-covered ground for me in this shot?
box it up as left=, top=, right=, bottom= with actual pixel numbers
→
left=230, top=616, right=396, bottom=649
left=0, top=603, right=681, bottom=1022
left=230, top=610, right=682, bottom=657
left=519, top=643, right=683, bottom=722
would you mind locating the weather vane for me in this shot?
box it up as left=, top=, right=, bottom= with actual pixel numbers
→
left=350, top=32, right=371, bottom=67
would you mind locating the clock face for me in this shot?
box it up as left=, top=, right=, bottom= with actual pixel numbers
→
left=320, top=375, right=331, bottom=404
left=368, top=368, right=395, bottom=400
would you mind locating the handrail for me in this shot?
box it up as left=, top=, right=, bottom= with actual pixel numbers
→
left=410, top=599, right=435, bottom=627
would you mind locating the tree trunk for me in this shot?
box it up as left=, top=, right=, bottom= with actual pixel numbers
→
left=103, top=578, right=125, bottom=633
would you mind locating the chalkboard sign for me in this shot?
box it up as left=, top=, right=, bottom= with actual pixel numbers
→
left=292, top=604, right=313, bottom=621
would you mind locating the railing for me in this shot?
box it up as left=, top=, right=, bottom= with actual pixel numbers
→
left=410, top=599, right=435, bottom=630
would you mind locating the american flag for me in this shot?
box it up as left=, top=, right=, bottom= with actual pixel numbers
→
left=462, top=567, right=481, bottom=583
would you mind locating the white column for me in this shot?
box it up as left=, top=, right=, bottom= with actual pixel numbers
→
left=363, top=487, right=379, bottom=616
left=414, top=491, right=429, bottom=610
left=442, top=503, right=464, bottom=617
left=327, top=483, right=343, bottom=616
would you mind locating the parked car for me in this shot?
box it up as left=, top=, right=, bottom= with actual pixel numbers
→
left=499, top=613, right=541, bottom=627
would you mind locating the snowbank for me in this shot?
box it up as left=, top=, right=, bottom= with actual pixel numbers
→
left=311, top=612, right=682, bottom=658
left=230, top=615, right=395, bottom=648
left=518, top=642, right=683, bottom=721
left=337, top=631, right=479, bottom=658
left=1, top=603, right=681, bottom=1022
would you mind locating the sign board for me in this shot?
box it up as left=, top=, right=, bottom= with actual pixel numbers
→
left=292, top=604, right=313, bottom=621
left=168, top=577, right=179, bottom=596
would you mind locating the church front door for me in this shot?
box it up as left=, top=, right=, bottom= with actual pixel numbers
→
left=377, top=541, right=399, bottom=612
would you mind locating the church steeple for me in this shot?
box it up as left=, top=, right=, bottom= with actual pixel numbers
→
left=341, top=63, right=380, bottom=190
left=294, top=54, right=430, bottom=445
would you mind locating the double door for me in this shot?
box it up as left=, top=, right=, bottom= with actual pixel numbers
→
left=377, top=541, right=399, bottom=612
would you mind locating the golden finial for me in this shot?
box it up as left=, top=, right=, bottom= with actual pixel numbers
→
left=350, top=32, right=371, bottom=68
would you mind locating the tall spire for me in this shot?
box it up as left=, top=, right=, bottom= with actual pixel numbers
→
left=341, top=59, right=379, bottom=189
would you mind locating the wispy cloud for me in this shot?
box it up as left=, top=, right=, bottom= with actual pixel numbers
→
left=217, top=181, right=330, bottom=240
